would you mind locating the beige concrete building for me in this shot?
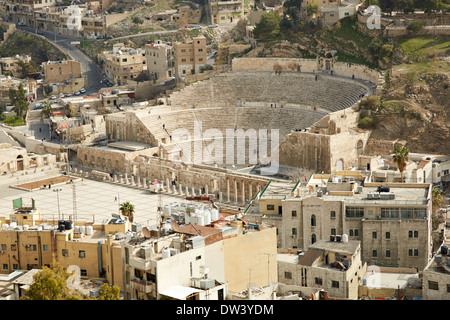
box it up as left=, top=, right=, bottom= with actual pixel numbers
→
left=144, top=40, right=174, bottom=82
left=0, top=143, right=56, bottom=174
left=103, top=44, right=147, bottom=85
left=208, top=0, right=244, bottom=25
left=42, top=60, right=82, bottom=84
left=422, top=240, right=450, bottom=300
left=0, top=55, right=32, bottom=78
left=277, top=239, right=366, bottom=300
left=0, top=76, right=38, bottom=104
left=172, top=5, right=202, bottom=25
left=246, top=179, right=434, bottom=272
left=0, top=206, right=127, bottom=289
left=173, top=36, right=207, bottom=78
left=121, top=214, right=277, bottom=299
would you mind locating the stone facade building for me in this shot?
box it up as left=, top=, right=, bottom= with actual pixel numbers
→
left=103, top=44, right=147, bottom=85
left=173, top=36, right=207, bottom=78
left=277, top=239, right=366, bottom=300
left=144, top=40, right=174, bottom=82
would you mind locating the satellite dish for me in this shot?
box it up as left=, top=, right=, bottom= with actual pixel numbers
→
left=142, top=226, right=151, bottom=238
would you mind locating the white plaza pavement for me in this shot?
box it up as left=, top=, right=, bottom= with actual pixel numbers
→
left=0, top=170, right=185, bottom=228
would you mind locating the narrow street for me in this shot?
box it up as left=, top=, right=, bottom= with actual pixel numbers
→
left=17, top=25, right=105, bottom=94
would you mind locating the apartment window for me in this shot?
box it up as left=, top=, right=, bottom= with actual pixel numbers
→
left=408, top=230, right=418, bottom=238
left=386, top=250, right=391, bottom=258
left=372, top=250, right=377, bottom=257
left=27, top=244, right=37, bottom=251
left=414, top=231, right=418, bottom=238
left=315, top=277, right=322, bottom=285
left=181, top=59, right=186, bottom=63
left=349, top=229, right=353, bottom=236
left=79, top=250, right=86, bottom=258
left=196, top=255, right=201, bottom=260
left=385, top=232, right=390, bottom=239
left=198, top=48, right=203, bottom=52
left=62, top=249, right=69, bottom=257
left=331, top=280, right=339, bottom=288
left=346, top=207, right=364, bottom=218
left=81, top=269, right=87, bottom=277
left=428, top=281, right=439, bottom=290
left=331, top=228, right=336, bottom=236
left=1, top=244, right=6, bottom=251
left=311, top=214, right=316, bottom=226
left=447, top=284, right=450, bottom=293
left=330, top=211, right=336, bottom=218
left=122, top=58, right=127, bottom=62
left=284, top=272, right=292, bottom=279
left=267, top=205, right=274, bottom=211
left=2, top=264, right=7, bottom=270
left=43, top=245, right=49, bottom=252
left=12, top=264, right=18, bottom=270
left=292, top=228, right=297, bottom=236
left=292, top=210, right=297, bottom=217
left=199, top=58, right=203, bottom=62
left=372, top=231, right=377, bottom=239
left=181, top=49, right=186, bottom=53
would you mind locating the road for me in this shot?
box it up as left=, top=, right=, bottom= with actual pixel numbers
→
left=17, top=25, right=105, bottom=95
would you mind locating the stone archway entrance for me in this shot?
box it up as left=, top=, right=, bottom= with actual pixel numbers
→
left=17, top=155, right=24, bottom=171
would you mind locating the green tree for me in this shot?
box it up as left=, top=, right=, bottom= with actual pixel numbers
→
left=17, top=59, right=37, bottom=77
left=432, top=186, right=443, bottom=210
left=306, top=0, right=319, bottom=16
left=21, top=263, right=84, bottom=300
left=0, top=101, right=6, bottom=121
left=44, top=84, right=53, bottom=97
left=9, top=82, right=28, bottom=120
left=283, top=0, right=303, bottom=32
left=253, top=12, right=282, bottom=39
left=97, top=283, right=121, bottom=300
left=119, top=201, right=135, bottom=223
left=42, top=100, right=53, bottom=119
left=392, top=145, right=409, bottom=183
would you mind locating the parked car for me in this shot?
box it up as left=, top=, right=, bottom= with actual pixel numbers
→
left=74, top=90, right=80, bottom=95
left=51, top=95, right=56, bottom=100
left=59, top=93, right=64, bottom=98
left=80, top=88, right=86, bottom=94
left=33, top=103, right=44, bottom=110
left=208, top=24, right=218, bottom=28
left=65, top=92, right=72, bottom=97
left=192, top=25, right=202, bottom=30
left=17, top=22, right=25, bottom=26
left=36, top=30, right=43, bottom=35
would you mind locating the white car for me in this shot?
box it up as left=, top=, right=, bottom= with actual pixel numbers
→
left=74, top=90, right=80, bottom=95
left=51, top=95, right=56, bottom=100
left=80, top=88, right=86, bottom=94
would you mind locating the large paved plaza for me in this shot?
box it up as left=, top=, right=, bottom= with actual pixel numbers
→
left=0, top=170, right=184, bottom=228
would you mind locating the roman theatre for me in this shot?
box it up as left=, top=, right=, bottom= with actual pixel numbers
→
left=76, top=56, right=382, bottom=208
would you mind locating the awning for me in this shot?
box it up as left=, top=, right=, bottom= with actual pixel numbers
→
left=159, top=286, right=203, bottom=300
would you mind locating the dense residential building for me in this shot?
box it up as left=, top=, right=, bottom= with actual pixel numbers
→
left=246, top=178, right=434, bottom=271
left=0, top=55, right=32, bottom=78
left=42, top=60, right=82, bottom=84
left=103, top=44, right=147, bottom=85
left=121, top=206, right=277, bottom=300
left=173, top=36, right=207, bottom=78
left=277, top=239, right=366, bottom=300
left=208, top=0, right=244, bottom=25
left=172, top=5, right=202, bottom=25
left=422, top=240, right=450, bottom=300
left=144, top=40, right=175, bottom=82
left=0, top=75, right=38, bottom=103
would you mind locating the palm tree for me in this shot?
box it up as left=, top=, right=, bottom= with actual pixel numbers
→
left=119, top=201, right=135, bottom=223
left=392, top=145, right=409, bottom=183
left=42, top=101, right=52, bottom=119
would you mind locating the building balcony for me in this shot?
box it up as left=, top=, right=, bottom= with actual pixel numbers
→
left=130, top=277, right=154, bottom=294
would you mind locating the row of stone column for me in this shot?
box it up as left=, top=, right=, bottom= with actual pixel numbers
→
left=68, top=166, right=267, bottom=208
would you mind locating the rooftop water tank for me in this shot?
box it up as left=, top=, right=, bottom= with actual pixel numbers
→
left=162, top=247, right=170, bottom=259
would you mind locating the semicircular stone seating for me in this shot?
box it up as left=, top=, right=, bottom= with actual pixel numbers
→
left=137, top=71, right=369, bottom=164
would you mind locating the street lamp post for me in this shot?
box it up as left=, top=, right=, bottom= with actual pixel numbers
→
left=53, top=188, right=63, bottom=220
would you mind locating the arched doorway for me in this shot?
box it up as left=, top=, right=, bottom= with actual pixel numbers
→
left=356, top=140, right=364, bottom=156
left=17, top=155, right=24, bottom=171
